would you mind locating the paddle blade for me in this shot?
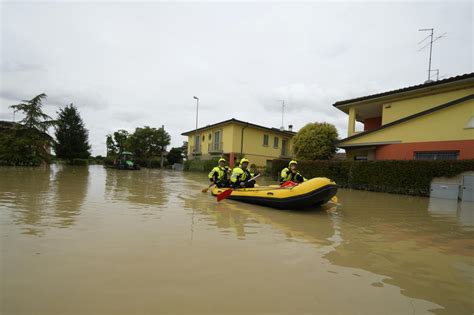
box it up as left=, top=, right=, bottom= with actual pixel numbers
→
left=217, top=189, right=233, bottom=202
left=280, top=181, right=297, bottom=188
left=202, top=183, right=215, bottom=193
left=331, top=196, right=338, bottom=203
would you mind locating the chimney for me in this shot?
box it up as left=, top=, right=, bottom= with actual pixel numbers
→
left=288, top=124, right=293, bottom=131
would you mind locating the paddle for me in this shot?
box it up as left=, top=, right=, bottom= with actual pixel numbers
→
left=280, top=180, right=298, bottom=188
left=217, top=174, right=261, bottom=202
left=202, top=182, right=216, bottom=193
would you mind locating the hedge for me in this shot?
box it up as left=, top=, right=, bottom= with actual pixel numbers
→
left=268, top=159, right=474, bottom=196
left=184, top=158, right=220, bottom=172
left=71, top=158, right=89, bottom=166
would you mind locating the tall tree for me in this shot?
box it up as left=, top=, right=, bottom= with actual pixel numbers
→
left=166, top=147, right=184, bottom=165
left=106, top=134, right=117, bottom=157
left=292, top=122, right=339, bottom=160
left=127, top=126, right=171, bottom=167
left=113, top=129, right=130, bottom=153
left=10, top=93, right=56, bottom=132
left=4, top=93, right=56, bottom=165
left=54, top=104, right=91, bottom=163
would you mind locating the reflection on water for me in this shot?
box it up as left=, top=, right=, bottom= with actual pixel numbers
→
left=325, top=190, right=474, bottom=315
left=53, top=166, right=89, bottom=228
left=0, top=166, right=473, bottom=314
left=0, top=165, right=89, bottom=235
left=105, top=168, right=168, bottom=207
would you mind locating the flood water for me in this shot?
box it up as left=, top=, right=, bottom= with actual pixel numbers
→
left=0, top=165, right=473, bottom=315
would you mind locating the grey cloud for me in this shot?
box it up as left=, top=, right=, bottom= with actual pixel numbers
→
left=0, top=59, right=47, bottom=73
left=1, top=1, right=471, bottom=155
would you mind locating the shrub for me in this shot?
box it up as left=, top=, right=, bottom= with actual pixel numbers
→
left=71, top=158, right=88, bottom=166
left=184, top=158, right=220, bottom=172
left=268, top=159, right=474, bottom=196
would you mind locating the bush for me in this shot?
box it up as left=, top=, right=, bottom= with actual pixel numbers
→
left=268, top=159, right=474, bottom=196
left=184, top=158, right=220, bottom=172
left=71, top=158, right=88, bottom=166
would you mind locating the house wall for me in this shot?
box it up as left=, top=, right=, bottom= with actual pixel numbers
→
left=341, top=100, right=474, bottom=145
left=381, top=86, right=474, bottom=125
left=375, top=140, right=474, bottom=160
left=186, top=123, right=294, bottom=167
left=364, top=117, right=382, bottom=131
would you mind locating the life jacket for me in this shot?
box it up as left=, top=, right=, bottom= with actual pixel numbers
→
left=280, top=167, right=306, bottom=183
left=208, top=166, right=229, bottom=183
left=230, top=166, right=251, bottom=185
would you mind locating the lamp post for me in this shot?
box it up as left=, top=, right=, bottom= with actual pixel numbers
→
left=193, top=96, right=199, bottom=153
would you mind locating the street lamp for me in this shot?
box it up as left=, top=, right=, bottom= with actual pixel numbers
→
left=193, top=96, right=199, bottom=154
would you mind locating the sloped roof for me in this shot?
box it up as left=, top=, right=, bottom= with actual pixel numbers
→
left=333, top=73, right=474, bottom=107
left=338, top=93, right=474, bottom=145
left=181, top=118, right=296, bottom=136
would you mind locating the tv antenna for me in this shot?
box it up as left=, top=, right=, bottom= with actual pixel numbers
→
left=418, top=28, right=446, bottom=82
left=277, top=99, right=285, bottom=130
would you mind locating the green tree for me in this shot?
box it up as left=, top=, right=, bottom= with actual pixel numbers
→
left=127, top=126, right=171, bottom=168
left=54, top=104, right=91, bottom=163
left=292, top=122, right=339, bottom=160
left=181, top=141, right=188, bottom=158
left=113, top=129, right=129, bottom=153
left=106, top=134, right=116, bottom=157
left=1, top=93, right=56, bottom=165
left=10, top=93, right=56, bottom=132
left=167, top=147, right=184, bottom=165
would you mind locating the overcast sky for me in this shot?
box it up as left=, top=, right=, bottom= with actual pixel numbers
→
left=1, top=1, right=472, bottom=155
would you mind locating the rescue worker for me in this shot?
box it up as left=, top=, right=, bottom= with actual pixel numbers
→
left=230, top=158, right=256, bottom=188
left=208, top=158, right=231, bottom=188
left=280, top=160, right=307, bottom=184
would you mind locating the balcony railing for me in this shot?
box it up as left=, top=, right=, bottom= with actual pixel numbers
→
left=208, top=142, right=223, bottom=153
left=190, top=145, right=201, bottom=155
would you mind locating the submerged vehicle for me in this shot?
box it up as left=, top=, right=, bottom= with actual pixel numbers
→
left=211, top=177, right=337, bottom=209
left=114, top=151, right=140, bottom=170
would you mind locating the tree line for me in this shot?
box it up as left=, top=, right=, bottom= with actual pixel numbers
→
left=106, top=127, right=183, bottom=168
left=0, top=93, right=183, bottom=167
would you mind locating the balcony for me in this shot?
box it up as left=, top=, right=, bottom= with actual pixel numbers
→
left=208, top=142, right=223, bottom=154
left=190, top=145, right=201, bottom=155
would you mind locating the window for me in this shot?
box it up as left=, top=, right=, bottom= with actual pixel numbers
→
left=274, top=137, right=279, bottom=148
left=213, top=130, right=221, bottom=151
left=281, top=139, right=287, bottom=156
left=194, top=135, right=200, bottom=153
left=263, top=134, right=269, bottom=146
left=414, top=151, right=459, bottom=160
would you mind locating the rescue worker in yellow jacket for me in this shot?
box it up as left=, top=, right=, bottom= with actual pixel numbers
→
left=280, top=160, right=307, bottom=183
left=230, top=158, right=256, bottom=188
left=208, top=158, right=231, bottom=188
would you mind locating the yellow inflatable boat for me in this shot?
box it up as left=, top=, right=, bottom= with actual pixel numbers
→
left=211, top=177, right=337, bottom=209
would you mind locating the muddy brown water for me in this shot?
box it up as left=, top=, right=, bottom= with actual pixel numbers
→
left=0, top=165, right=473, bottom=315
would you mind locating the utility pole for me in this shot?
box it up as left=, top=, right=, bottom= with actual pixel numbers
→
left=418, top=28, right=446, bottom=82
left=193, top=96, right=199, bottom=155
left=160, top=124, right=165, bottom=168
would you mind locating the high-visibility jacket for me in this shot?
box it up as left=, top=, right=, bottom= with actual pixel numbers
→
left=230, top=166, right=252, bottom=186
left=280, top=167, right=307, bottom=183
left=208, top=166, right=230, bottom=184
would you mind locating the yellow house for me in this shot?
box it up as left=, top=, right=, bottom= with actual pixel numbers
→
left=334, top=73, right=474, bottom=160
left=181, top=118, right=295, bottom=167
